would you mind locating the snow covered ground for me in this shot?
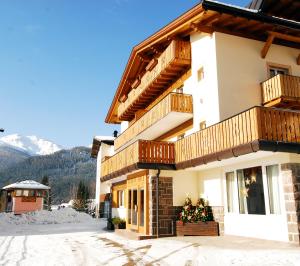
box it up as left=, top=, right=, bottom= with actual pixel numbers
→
left=0, top=209, right=300, bottom=266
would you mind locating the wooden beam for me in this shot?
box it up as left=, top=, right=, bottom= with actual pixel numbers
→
left=261, top=33, right=275, bottom=59
left=269, top=31, right=300, bottom=44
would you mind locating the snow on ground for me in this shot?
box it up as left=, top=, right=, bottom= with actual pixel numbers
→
left=0, top=210, right=300, bottom=266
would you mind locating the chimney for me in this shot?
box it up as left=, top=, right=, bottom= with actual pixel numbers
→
left=113, top=130, right=118, bottom=138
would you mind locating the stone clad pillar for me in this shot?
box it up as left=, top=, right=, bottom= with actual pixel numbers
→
left=281, top=163, right=300, bottom=244
left=148, top=175, right=175, bottom=236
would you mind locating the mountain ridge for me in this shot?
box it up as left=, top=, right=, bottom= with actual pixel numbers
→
left=0, top=134, right=63, bottom=156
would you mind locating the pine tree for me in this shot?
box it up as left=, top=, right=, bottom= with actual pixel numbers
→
left=73, top=180, right=90, bottom=211
left=41, top=175, right=51, bottom=210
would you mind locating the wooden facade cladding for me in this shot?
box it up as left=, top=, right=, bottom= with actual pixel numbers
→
left=101, top=140, right=175, bottom=181
left=261, top=74, right=300, bottom=108
left=118, top=40, right=191, bottom=121
left=114, top=93, right=193, bottom=151
left=175, top=107, right=300, bottom=166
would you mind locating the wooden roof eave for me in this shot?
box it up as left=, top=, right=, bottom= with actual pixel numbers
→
left=105, top=0, right=300, bottom=124
left=105, top=3, right=205, bottom=124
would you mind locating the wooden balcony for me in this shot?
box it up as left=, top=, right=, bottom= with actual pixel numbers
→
left=261, top=74, right=300, bottom=109
left=118, top=40, right=191, bottom=121
left=114, top=93, right=193, bottom=151
left=175, top=106, right=300, bottom=168
left=101, top=140, right=175, bottom=181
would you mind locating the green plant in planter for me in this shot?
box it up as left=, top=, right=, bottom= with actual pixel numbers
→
left=194, top=198, right=214, bottom=222
left=178, top=197, right=214, bottom=223
left=111, top=217, right=126, bottom=229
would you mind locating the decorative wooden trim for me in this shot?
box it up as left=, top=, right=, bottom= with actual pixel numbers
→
left=127, top=170, right=149, bottom=180
left=145, top=58, right=158, bottom=71
left=114, top=93, right=193, bottom=150
left=131, top=79, right=141, bottom=89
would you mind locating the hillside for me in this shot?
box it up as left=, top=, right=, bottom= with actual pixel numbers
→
left=0, top=146, right=30, bottom=170
left=0, top=147, right=96, bottom=204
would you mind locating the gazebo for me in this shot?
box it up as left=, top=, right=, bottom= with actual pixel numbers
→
left=2, top=180, right=50, bottom=214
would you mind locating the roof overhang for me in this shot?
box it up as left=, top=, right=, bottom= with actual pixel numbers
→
left=105, top=0, right=300, bottom=124
left=91, top=136, right=114, bottom=158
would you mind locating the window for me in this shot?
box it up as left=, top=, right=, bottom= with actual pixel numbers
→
left=226, top=172, right=235, bottom=213
left=23, top=190, right=29, bottom=197
left=197, top=67, right=204, bottom=82
left=268, top=64, right=290, bottom=78
left=199, top=121, right=206, bottom=130
left=176, top=86, right=183, bottom=94
left=118, top=190, right=125, bottom=207
left=177, top=133, right=185, bottom=140
left=237, top=166, right=266, bottom=215
left=16, top=190, right=22, bottom=196
left=266, top=165, right=281, bottom=214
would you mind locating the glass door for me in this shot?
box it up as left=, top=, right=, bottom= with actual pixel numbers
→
left=138, top=189, right=145, bottom=232
left=127, top=189, right=138, bottom=230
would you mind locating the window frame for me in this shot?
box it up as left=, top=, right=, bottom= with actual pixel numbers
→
left=224, top=161, right=285, bottom=216
left=266, top=62, right=291, bottom=78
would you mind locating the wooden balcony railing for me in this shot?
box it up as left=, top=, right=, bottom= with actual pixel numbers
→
left=101, top=140, right=175, bottom=180
left=114, top=93, right=193, bottom=151
left=261, top=74, right=300, bottom=107
left=175, top=106, right=300, bottom=165
left=118, top=40, right=191, bottom=121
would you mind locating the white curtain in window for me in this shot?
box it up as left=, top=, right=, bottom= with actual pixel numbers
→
left=266, top=165, right=281, bottom=214
left=237, top=170, right=247, bottom=214
left=226, top=172, right=235, bottom=213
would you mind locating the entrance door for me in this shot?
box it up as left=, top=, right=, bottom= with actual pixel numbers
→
left=128, top=189, right=138, bottom=230
left=127, top=187, right=146, bottom=233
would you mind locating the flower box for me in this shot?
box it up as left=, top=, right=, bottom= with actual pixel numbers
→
left=176, top=221, right=219, bottom=236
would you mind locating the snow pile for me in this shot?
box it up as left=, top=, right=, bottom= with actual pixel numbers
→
left=0, top=134, right=62, bottom=155
left=0, top=208, right=93, bottom=226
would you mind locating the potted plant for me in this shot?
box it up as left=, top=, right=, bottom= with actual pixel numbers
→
left=176, top=197, right=219, bottom=236
left=111, top=217, right=126, bottom=229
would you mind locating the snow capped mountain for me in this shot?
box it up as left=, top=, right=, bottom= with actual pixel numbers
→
left=0, top=134, right=63, bottom=156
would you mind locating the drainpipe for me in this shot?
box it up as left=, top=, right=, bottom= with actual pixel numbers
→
left=156, top=169, right=160, bottom=238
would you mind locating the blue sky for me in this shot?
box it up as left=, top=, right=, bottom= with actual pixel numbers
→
left=0, top=0, right=249, bottom=148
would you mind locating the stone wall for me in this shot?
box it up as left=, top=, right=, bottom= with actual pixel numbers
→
left=149, top=176, right=176, bottom=236
left=211, top=206, right=224, bottom=235
left=281, top=163, right=300, bottom=244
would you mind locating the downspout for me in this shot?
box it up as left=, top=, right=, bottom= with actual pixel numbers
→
left=156, top=169, right=160, bottom=238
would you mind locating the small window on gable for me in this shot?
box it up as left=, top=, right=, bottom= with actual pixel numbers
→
left=197, top=67, right=204, bottom=82
left=200, top=121, right=206, bottom=130
left=176, top=86, right=183, bottom=94
left=177, top=133, right=185, bottom=140
left=268, top=63, right=290, bottom=78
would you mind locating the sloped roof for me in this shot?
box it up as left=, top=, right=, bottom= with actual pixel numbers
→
left=91, top=136, right=114, bottom=158
left=3, top=180, right=50, bottom=190
left=247, top=0, right=300, bottom=21
left=105, top=0, right=300, bottom=124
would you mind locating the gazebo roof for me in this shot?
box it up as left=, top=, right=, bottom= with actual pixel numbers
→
left=2, top=180, right=50, bottom=190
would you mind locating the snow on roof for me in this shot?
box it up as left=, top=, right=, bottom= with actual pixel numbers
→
left=2, top=180, right=50, bottom=190
left=94, top=136, right=115, bottom=142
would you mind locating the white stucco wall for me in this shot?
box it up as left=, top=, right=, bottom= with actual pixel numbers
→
left=203, top=152, right=300, bottom=242
left=198, top=168, right=224, bottom=206
left=158, top=170, right=199, bottom=206
left=215, top=32, right=300, bottom=121
left=184, top=33, right=220, bottom=132
left=95, top=143, right=115, bottom=208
